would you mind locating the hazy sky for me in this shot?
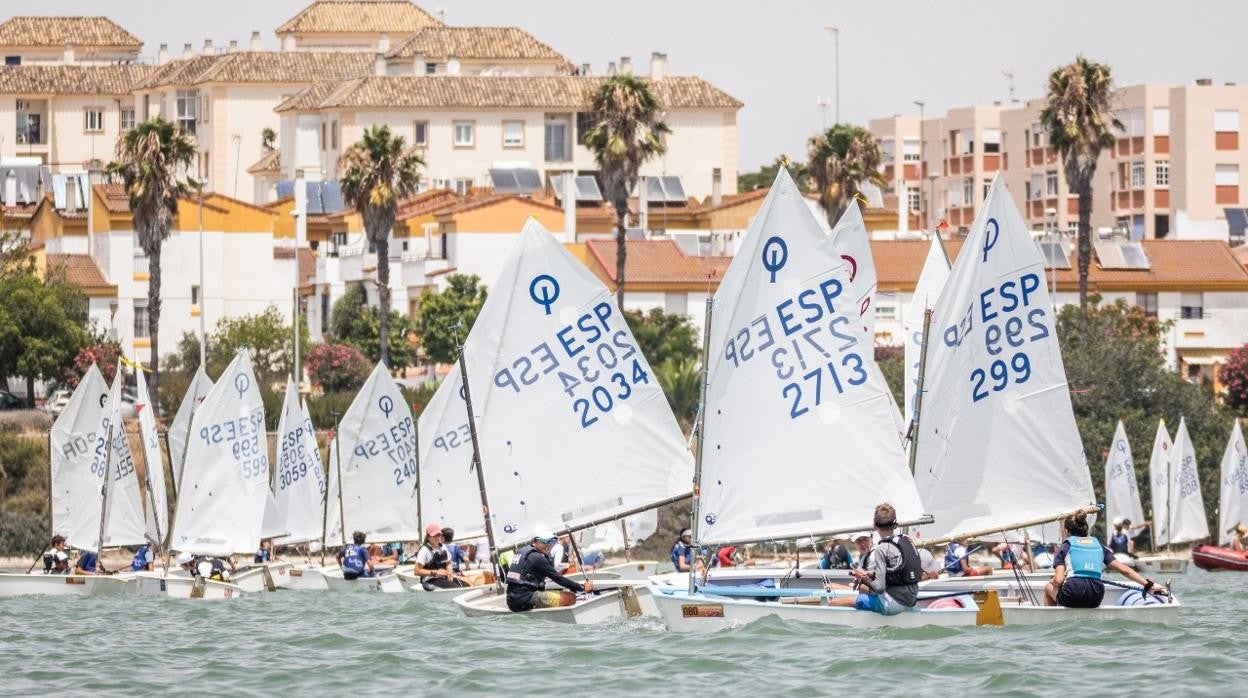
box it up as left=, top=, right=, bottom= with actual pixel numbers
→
left=40, top=1, right=1248, bottom=170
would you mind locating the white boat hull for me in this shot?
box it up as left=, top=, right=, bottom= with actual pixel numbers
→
left=393, top=570, right=484, bottom=602
left=1129, top=556, right=1189, bottom=576
left=230, top=562, right=294, bottom=592
left=134, top=572, right=243, bottom=599
left=651, top=587, right=980, bottom=632
left=321, top=568, right=403, bottom=592
left=922, top=577, right=1181, bottom=625
left=597, top=560, right=663, bottom=580
left=454, top=582, right=650, bottom=624
left=284, top=564, right=331, bottom=591
left=0, top=573, right=132, bottom=597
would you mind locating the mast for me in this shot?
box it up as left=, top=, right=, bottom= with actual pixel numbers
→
left=333, top=409, right=346, bottom=547
left=906, top=308, right=934, bottom=474
left=320, top=410, right=338, bottom=567
left=136, top=422, right=165, bottom=559
left=688, top=298, right=714, bottom=594
left=457, top=345, right=502, bottom=591
left=413, top=406, right=422, bottom=539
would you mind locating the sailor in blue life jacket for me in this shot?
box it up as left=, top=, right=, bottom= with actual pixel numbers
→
left=671, top=529, right=695, bottom=572
left=1044, top=512, right=1165, bottom=608
left=74, top=549, right=107, bottom=575
left=42, top=535, right=69, bottom=574
left=254, top=539, right=276, bottom=564
left=338, top=530, right=375, bottom=580
left=1109, top=517, right=1146, bottom=557
left=414, top=523, right=468, bottom=591
left=505, top=525, right=593, bottom=612
left=130, top=541, right=157, bottom=572
left=819, top=538, right=853, bottom=570
left=828, top=503, right=923, bottom=615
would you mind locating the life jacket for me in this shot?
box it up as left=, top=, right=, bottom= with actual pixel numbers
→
left=1109, top=532, right=1130, bottom=554
left=194, top=557, right=230, bottom=581
left=1066, top=536, right=1104, bottom=579
left=43, top=551, right=56, bottom=573
left=419, top=542, right=450, bottom=580
left=447, top=543, right=464, bottom=573
left=130, top=546, right=152, bottom=571
left=505, top=546, right=548, bottom=591
left=879, top=535, right=922, bottom=586
left=77, top=551, right=99, bottom=573
left=822, top=544, right=851, bottom=570
left=341, top=544, right=368, bottom=575
left=254, top=548, right=271, bottom=563
left=670, top=541, right=691, bottom=571
left=943, top=543, right=965, bottom=575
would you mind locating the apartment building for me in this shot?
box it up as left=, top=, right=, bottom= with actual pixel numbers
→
left=927, top=105, right=1004, bottom=230
left=1168, top=81, right=1248, bottom=242
left=0, top=16, right=141, bottom=65
left=869, top=115, right=923, bottom=231
left=276, top=0, right=443, bottom=52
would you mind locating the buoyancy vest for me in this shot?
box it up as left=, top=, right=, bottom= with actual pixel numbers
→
left=1109, top=532, right=1130, bottom=554
left=879, top=535, right=922, bottom=586
left=943, top=544, right=964, bottom=574
left=254, top=547, right=271, bottom=563
left=130, top=546, right=153, bottom=571
left=1066, top=536, right=1105, bottom=579
left=419, top=543, right=450, bottom=580
left=505, top=546, right=547, bottom=591
left=341, top=544, right=368, bottom=575
left=194, top=557, right=230, bottom=581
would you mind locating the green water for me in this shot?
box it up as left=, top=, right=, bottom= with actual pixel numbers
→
left=1, top=569, right=1244, bottom=695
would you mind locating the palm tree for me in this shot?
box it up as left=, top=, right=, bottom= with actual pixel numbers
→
left=106, top=117, right=197, bottom=415
left=807, top=124, right=886, bottom=228
left=583, top=75, right=671, bottom=310
left=339, top=125, right=423, bottom=367
left=1041, top=56, right=1120, bottom=320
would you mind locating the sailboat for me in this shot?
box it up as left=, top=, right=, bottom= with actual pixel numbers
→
left=134, top=369, right=169, bottom=555
left=910, top=176, right=1178, bottom=624
left=904, top=232, right=951, bottom=426
left=167, top=366, right=213, bottom=493
left=1166, top=418, right=1210, bottom=547
left=650, top=171, right=980, bottom=632
left=0, top=365, right=129, bottom=597
left=451, top=218, right=695, bottom=623
left=1107, top=420, right=1186, bottom=575
left=318, top=362, right=417, bottom=592
left=266, top=381, right=328, bottom=590
left=136, top=349, right=266, bottom=599
left=1194, top=419, right=1248, bottom=571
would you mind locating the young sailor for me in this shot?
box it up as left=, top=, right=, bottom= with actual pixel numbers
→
left=130, top=541, right=157, bottom=572
left=829, top=503, right=923, bottom=615
left=254, top=539, right=275, bottom=564
left=505, top=526, right=594, bottom=612
left=670, top=529, right=694, bottom=573
left=338, top=530, right=374, bottom=580
left=1109, top=518, right=1137, bottom=557
left=1044, top=511, right=1163, bottom=608
left=944, top=539, right=993, bottom=577
left=413, top=523, right=466, bottom=590
left=42, top=535, right=69, bottom=574
left=818, top=539, right=853, bottom=570
left=1227, top=523, right=1246, bottom=552
left=191, top=555, right=233, bottom=582
left=73, top=549, right=106, bottom=575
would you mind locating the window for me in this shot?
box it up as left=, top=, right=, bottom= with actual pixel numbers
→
left=453, top=178, right=473, bottom=195
left=1153, top=107, right=1170, bottom=136
left=83, top=107, right=104, bottom=133
left=4, top=56, right=19, bottom=66
left=199, top=93, right=210, bottom=124
left=1215, top=110, right=1240, bottom=132
left=331, top=121, right=338, bottom=150
left=133, top=243, right=149, bottom=274
left=199, top=150, right=209, bottom=179
left=321, top=292, right=329, bottom=334
left=544, top=118, right=569, bottom=161
left=880, top=139, right=896, bottom=163
left=190, top=285, right=201, bottom=306
left=425, top=62, right=436, bottom=75
left=133, top=301, right=150, bottom=339
left=874, top=304, right=898, bottom=321
left=453, top=121, right=474, bottom=147
left=320, top=122, right=326, bottom=149
left=502, top=120, right=524, bottom=148
left=413, top=121, right=428, bottom=147
left=1029, top=174, right=1043, bottom=200
left=1046, top=170, right=1058, bottom=196
left=175, top=89, right=198, bottom=135
left=1216, top=164, right=1240, bottom=186
left=961, top=177, right=973, bottom=206
left=1136, top=292, right=1158, bottom=318
left=906, top=186, right=920, bottom=213
left=901, top=139, right=920, bottom=162
left=960, top=128, right=973, bottom=154
left=141, top=94, right=150, bottom=120
left=1030, top=122, right=1046, bottom=148
left=120, top=107, right=135, bottom=132
left=1127, top=108, right=1144, bottom=136
left=982, top=128, right=1001, bottom=153
left=1130, top=162, right=1145, bottom=188
left=1180, top=292, right=1204, bottom=320
left=1155, top=160, right=1169, bottom=187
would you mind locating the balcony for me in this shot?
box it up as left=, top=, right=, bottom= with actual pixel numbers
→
left=15, top=99, right=48, bottom=147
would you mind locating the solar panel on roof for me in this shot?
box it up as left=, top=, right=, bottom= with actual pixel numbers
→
left=1096, top=241, right=1150, bottom=270
left=275, top=180, right=295, bottom=199
left=1094, top=241, right=1124, bottom=268
left=661, top=176, right=686, bottom=202
left=1039, top=240, right=1071, bottom=269
left=515, top=168, right=543, bottom=193
left=305, top=181, right=324, bottom=215
left=1118, top=242, right=1150, bottom=269
left=320, top=181, right=345, bottom=213
left=575, top=175, right=602, bottom=202
left=489, top=168, right=519, bottom=193
left=645, top=177, right=665, bottom=203
left=1225, top=208, right=1248, bottom=245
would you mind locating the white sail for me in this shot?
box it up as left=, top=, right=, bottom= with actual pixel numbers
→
left=324, top=363, right=419, bottom=543
left=417, top=364, right=486, bottom=539
left=260, top=490, right=286, bottom=540
left=903, top=233, right=951, bottom=425
left=1218, top=419, right=1248, bottom=545
left=1167, top=418, right=1209, bottom=545
left=51, top=365, right=109, bottom=550
left=169, top=366, right=213, bottom=490
left=699, top=170, right=924, bottom=545
left=273, top=380, right=326, bottom=544
left=584, top=510, right=658, bottom=553
left=99, top=377, right=148, bottom=548
left=913, top=176, right=1093, bottom=540
left=170, top=349, right=269, bottom=555
left=459, top=218, right=693, bottom=550
left=135, top=370, right=168, bottom=545
left=828, top=201, right=878, bottom=340
left=1104, top=419, right=1145, bottom=542
left=1147, top=420, right=1173, bottom=547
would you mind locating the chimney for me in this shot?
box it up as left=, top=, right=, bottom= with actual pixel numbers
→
left=649, top=52, right=667, bottom=81
left=619, top=56, right=632, bottom=74
left=373, top=53, right=386, bottom=76
left=203, top=39, right=214, bottom=55
left=378, top=33, right=390, bottom=53
left=580, top=62, right=590, bottom=76
left=607, top=61, right=617, bottom=76
left=65, top=176, right=78, bottom=215
left=228, top=40, right=239, bottom=53
left=157, top=43, right=169, bottom=64
left=250, top=30, right=262, bottom=51
left=563, top=173, right=577, bottom=243
left=183, top=42, right=195, bottom=59
left=281, top=31, right=296, bottom=52
left=711, top=168, right=722, bottom=207
left=1196, top=78, right=1212, bottom=86
left=63, top=43, right=75, bottom=63
left=3, top=171, right=15, bottom=210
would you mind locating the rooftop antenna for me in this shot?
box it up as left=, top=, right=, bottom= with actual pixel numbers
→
left=1002, top=69, right=1016, bottom=104
left=436, top=6, right=447, bottom=22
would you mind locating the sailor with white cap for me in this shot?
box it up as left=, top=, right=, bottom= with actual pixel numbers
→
left=504, top=525, right=593, bottom=612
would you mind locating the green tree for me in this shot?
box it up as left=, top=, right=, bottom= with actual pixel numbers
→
left=338, top=124, right=423, bottom=367
left=328, top=284, right=417, bottom=369
left=206, top=305, right=308, bottom=385
left=1042, top=56, right=1120, bottom=319
left=107, top=117, right=197, bottom=415
left=738, top=155, right=810, bottom=193
left=261, top=126, right=277, bottom=152
left=412, top=274, right=488, bottom=365
left=655, top=358, right=700, bottom=433
left=807, top=123, right=886, bottom=228
left=623, top=308, right=699, bottom=369
left=582, top=75, right=671, bottom=310
left=0, top=258, right=90, bottom=404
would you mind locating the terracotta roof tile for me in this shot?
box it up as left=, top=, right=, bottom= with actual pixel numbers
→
left=135, top=52, right=373, bottom=89
left=386, top=26, right=567, bottom=63
left=247, top=149, right=281, bottom=174
left=586, top=239, right=728, bottom=286
left=279, top=74, right=742, bottom=111
left=276, top=0, right=442, bottom=35
left=396, top=188, right=461, bottom=219
left=45, top=253, right=114, bottom=291
left=94, top=184, right=131, bottom=213
left=0, top=64, right=154, bottom=94
left=0, top=16, right=141, bottom=48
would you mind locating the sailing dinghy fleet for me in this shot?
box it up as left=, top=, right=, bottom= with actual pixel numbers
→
left=12, top=170, right=1243, bottom=632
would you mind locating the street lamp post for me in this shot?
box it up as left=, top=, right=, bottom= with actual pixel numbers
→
left=825, top=26, right=840, bottom=124
left=914, top=100, right=926, bottom=230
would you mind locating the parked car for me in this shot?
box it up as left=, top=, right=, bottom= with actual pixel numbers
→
left=45, top=389, right=71, bottom=418
left=0, top=390, right=26, bottom=410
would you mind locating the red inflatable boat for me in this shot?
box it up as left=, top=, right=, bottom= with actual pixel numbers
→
left=1192, top=545, right=1248, bottom=572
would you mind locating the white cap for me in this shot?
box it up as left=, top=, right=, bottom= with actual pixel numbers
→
left=850, top=531, right=872, bottom=541
left=530, top=524, right=556, bottom=542
left=1112, top=517, right=1125, bottom=527
left=177, top=552, right=194, bottom=565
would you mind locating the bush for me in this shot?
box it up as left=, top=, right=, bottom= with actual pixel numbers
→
left=1221, top=344, right=1248, bottom=411
left=0, top=428, right=49, bottom=506
left=307, top=343, right=372, bottom=393
left=0, top=509, right=47, bottom=557
left=66, top=341, right=123, bottom=387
